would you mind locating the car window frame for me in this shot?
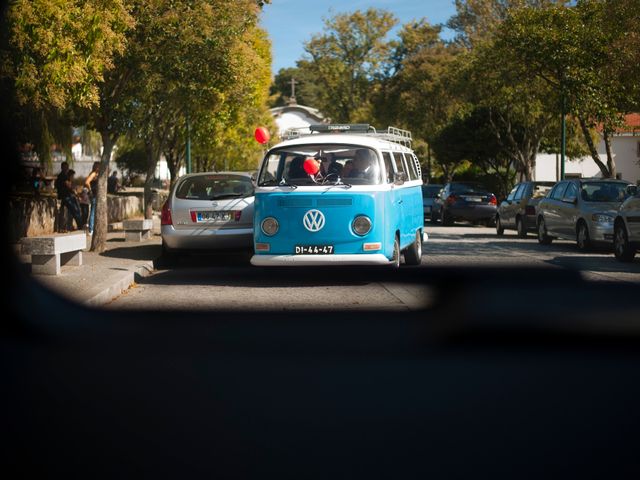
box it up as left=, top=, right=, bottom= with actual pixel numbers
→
left=513, top=184, right=526, bottom=201
left=550, top=182, right=568, bottom=200
left=563, top=182, right=578, bottom=203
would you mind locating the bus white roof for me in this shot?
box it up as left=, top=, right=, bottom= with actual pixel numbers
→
left=270, top=134, right=415, bottom=153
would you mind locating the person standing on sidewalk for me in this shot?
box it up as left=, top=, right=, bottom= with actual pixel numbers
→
left=58, top=169, right=83, bottom=232
left=78, top=185, right=90, bottom=229
left=84, top=161, right=100, bottom=235
left=55, top=162, right=71, bottom=231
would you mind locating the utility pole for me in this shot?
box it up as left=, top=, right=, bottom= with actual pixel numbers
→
left=186, top=110, right=192, bottom=174
left=560, top=93, right=566, bottom=180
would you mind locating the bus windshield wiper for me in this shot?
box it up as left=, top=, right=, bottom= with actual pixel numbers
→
left=278, top=178, right=298, bottom=189
left=323, top=176, right=351, bottom=188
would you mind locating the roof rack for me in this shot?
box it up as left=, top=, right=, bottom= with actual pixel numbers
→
left=281, top=124, right=412, bottom=147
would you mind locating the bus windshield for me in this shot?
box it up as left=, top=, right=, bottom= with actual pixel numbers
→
left=258, top=144, right=382, bottom=186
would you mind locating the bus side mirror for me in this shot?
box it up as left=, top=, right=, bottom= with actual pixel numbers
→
left=393, top=172, right=406, bottom=185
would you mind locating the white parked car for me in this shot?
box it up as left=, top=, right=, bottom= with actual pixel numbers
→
left=161, top=172, right=254, bottom=257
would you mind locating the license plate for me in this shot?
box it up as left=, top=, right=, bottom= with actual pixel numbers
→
left=196, top=211, right=232, bottom=222
left=424, top=206, right=431, bottom=213
left=295, top=245, right=334, bottom=255
left=464, top=196, right=482, bottom=202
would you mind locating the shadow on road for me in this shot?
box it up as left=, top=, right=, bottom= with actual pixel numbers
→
left=546, top=255, right=640, bottom=273
left=156, top=250, right=253, bottom=269
left=139, top=264, right=374, bottom=288
left=100, top=244, right=161, bottom=261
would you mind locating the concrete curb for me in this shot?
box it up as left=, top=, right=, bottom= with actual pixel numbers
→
left=84, top=257, right=159, bottom=307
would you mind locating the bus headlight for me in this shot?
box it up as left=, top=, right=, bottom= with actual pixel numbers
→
left=261, top=217, right=279, bottom=236
left=352, top=215, right=372, bottom=236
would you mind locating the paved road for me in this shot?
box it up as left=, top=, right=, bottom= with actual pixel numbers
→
left=107, top=224, right=640, bottom=311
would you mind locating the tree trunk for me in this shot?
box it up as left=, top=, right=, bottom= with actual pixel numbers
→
left=90, top=131, right=116, bottom=253
left=578, top=117, right=610, bottom=177
left=603, top=128, right=616, bottom=179
left=165, top=151, right=183, bottom=192
left=143, top=145, right=158, bottom=220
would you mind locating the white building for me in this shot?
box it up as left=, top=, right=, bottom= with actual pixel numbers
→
left=535, top=114, right=640, bottom=184
left=270, top=99, right=327, bottom=138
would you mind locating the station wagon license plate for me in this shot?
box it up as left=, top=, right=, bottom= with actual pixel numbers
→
left=196, top=211, right=232, bottom=222
left=464, top=196, right=482, bottom=202
left=295, top=245, right=334, bottom=255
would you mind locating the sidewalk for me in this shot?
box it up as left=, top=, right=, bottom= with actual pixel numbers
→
left=17, top=217, right=162, bottom=307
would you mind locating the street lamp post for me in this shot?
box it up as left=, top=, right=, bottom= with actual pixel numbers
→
left=186, top=110, right=192, bottom=174
left=561, top=93, right=566, bottom=180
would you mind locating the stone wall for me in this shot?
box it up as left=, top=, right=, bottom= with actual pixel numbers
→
left=8, top=196, right=58, bottom=242
left=8, top=194, right=143, bottom=242
left=108, top=194, right=142, bottom=223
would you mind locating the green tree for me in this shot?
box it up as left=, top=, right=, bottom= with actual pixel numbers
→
left=431, top=108, right=517, bottom=197
left=495, top=0, right=640, bottom=178
left=301, top=8, right=397, bottom=122
left=1, top=0, right=132, bottom=163
left=372, top=19, right=460, bottom=178
left=269, top=66, right=318, bottom=107
left=448, top=0, right=571, bottom=47
left=189, top=24, right=275, bottom=175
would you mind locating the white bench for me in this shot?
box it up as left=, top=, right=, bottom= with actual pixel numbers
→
left=123, top=219, right=154, bottom=242
left=21, top=232, right=87, bottom=275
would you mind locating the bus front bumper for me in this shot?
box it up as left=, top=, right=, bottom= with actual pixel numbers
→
left=250, top=253, right=392, bottom=266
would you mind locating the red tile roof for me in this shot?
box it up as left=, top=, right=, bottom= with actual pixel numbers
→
left=616, top=113, right=640, bottom=134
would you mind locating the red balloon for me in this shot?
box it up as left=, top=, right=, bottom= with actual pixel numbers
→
left=254, top=126, right=270, bottom=144
left=303, top=158, right=320, bottom=175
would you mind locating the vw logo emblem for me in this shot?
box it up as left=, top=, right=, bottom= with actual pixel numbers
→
left=303, top=209, right=325, bottom=232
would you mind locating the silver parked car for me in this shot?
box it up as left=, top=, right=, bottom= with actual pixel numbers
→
left=496, top=181, right=555, bottom=237
left=613, top=187, right=640, bottom=262
left=536, top=178, right=634, bottom=250
left=161, top=172, right=254, bottom=256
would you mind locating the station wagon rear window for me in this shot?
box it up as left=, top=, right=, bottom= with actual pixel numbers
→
left=580, top=182, right=629, bottom=202
left=531, top=184, right=553, bottom=198
left=176, top=175, right=254, bottom=200
left=258, top=144, right=382, bottom=186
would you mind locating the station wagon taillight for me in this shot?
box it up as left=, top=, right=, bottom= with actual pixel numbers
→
left=161, top=201, right=173, bottom=225
left=489, top=194, right=497, bottom=206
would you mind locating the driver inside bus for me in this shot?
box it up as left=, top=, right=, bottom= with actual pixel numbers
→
left=348, top=149, right=378, bottom=181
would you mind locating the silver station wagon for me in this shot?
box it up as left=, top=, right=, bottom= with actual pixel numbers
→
left=161, top=172, right=254, bottom=256
left=536, top=178, right=635, bottom=250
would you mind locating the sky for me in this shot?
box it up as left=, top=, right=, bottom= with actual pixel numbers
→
left=260, top=0, right=458, bottom=75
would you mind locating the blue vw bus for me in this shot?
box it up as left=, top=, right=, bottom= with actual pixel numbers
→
left=250, top=124, right=425, bottom=267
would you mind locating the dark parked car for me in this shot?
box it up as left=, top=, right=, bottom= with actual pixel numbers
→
left=613, top=187, right=640, bottom=262
left=536, top=178, right=635, bottom=250
left=422, top=183, right=443, bottom=223
left=437, top=182, right=497, bottom=226
left=496, top=181, right=555, bottom=237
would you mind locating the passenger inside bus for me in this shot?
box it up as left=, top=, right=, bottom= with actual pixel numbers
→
left=288, top=156, right=307, bottom=179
